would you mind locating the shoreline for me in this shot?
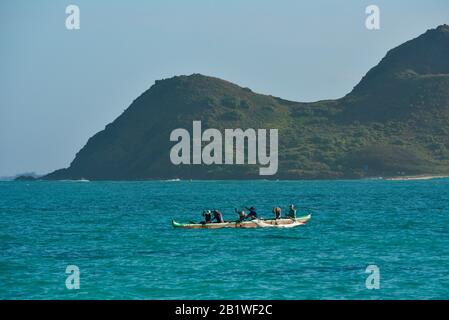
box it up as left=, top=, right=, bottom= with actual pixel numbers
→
left=3, top=174, right=449, bottom=182
left=383, top=174, right=449, bottom=181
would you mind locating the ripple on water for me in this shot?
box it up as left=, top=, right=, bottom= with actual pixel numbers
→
left=1, top=179, right=449, bottom=299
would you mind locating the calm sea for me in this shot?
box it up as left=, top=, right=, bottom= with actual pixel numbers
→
left=1, top=179, right=448, bottom=299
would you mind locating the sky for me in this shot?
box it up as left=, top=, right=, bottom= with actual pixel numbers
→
left=1, top=0, right=448, bottom=177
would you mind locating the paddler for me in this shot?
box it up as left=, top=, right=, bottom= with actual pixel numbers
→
left=235, top=208, right=247, bottom=222
left=212, top=210, right=224, bottom=223
left=272, top=207, right=282, bottom=219
left=245, top=206, right=258, bottom=220
left=287, top=204, right=297, bottom=219
left=202, top=210, right=212, bottom=224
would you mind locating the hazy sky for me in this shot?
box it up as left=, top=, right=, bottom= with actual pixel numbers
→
left=1, top=0, right=448, bottom=176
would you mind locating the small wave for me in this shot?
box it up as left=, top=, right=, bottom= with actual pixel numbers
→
left=165, top=178, right=181, bottom=182
left=60, top=178, right=90, bottom=182
left=385, top=175, right=449, bottom=181
left=263, top=234, right=308, bottom=240
left=253, top=219, right=305, bottom=228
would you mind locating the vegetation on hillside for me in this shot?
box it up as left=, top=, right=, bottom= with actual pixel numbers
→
left=45, top=25, right=449, bottom=180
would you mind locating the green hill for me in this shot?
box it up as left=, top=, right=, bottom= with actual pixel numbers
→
left=45, top=25, right=449, bottom=180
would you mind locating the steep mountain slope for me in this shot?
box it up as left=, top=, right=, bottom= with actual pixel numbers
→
left=341, top=24, right=449, bottom=122
left=45, top=25, right=449, bottom=180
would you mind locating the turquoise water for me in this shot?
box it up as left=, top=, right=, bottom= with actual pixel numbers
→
left=1, top=179, right=448, bottom=299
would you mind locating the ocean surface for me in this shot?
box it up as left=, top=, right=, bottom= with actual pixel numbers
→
left=1, top=179, right=448, bottom=299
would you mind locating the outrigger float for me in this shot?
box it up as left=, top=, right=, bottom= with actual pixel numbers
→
left=172, top=214, right=311, bottom=229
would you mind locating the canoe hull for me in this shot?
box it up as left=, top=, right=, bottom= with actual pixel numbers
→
left=172, top=214, right=311, bottom=229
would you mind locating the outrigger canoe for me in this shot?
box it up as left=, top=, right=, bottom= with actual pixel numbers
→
left=172, top=214, right=311, bottom=229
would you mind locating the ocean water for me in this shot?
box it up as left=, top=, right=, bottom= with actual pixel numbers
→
left=0, top=179, right=448, bottom=300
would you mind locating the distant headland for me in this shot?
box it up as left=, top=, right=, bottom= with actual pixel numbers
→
left=38, top=25, right=449, bottom=181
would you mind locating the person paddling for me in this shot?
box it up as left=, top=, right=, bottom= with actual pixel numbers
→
left=287, top=204, right=297, bottom=219
left=202, top=210, right=212, bottom=224
left=212, top=210, right=224, bottom=223
left=272, top=207, right=282, bottom=219
left=235, top=208, right=247, bottom=222
left=245, top=206, right=258, bottom=220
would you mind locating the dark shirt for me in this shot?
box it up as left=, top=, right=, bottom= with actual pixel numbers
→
left=213, top=211, right=224, bottom=223
left=246, top=208, right=257, bottom=218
